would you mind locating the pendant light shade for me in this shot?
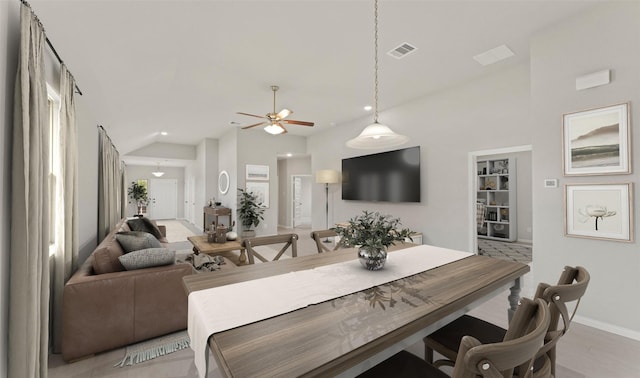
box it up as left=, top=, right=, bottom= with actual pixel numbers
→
left=151, top=163, right=165, bottom=177
left=264, top=122, right=285, bottom=135
left=346, top=122, right=409, bottom=149
left=347, top=0, right=407, bottom=150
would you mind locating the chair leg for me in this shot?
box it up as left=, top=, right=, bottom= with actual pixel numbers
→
left=425, top=344, right=434, bottom=364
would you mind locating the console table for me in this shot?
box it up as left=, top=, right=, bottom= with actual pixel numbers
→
left=203, top=206, right=232, bottom=233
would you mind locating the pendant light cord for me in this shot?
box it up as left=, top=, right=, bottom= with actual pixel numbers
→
left=373, top=0, right=379, bottom=124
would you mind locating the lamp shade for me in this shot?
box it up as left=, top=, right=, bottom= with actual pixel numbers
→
left=346, top=122, right=409, bottom=149
left=316, top=169, right=340, bottom=184
left=264, top=123, right=285, bottom=135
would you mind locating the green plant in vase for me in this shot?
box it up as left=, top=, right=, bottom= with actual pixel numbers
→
left=127, top=181, right=149, bottom=216
left=333, top=210, right=413, bottom=270
left=237, top=188, right=265, bottom=237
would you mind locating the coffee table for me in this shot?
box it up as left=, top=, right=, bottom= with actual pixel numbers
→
left=187, top=235, right=247, bottom=265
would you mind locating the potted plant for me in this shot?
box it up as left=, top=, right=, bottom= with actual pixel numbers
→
left=127, top=181, right=149, bottom=216
left=333, top=210, right=413, bottom=270
left=237, top=188, right=265, bottom=237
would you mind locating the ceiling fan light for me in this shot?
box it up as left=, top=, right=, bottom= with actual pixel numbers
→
left=264, top=123, right=285, bottom=135
left=346, top=122, right=409, bottom=149
left=277, top=108, right=292, bottom=119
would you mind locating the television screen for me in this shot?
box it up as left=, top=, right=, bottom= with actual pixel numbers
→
left=341, top=146, right=421, bottom=202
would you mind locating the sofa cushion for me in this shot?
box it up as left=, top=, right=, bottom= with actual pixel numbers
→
left=127, top=217, right=165, bottom=241
left=116, top=231, right=162, bottom=253
left=118, top=248, right=175, bottom=270
left=92, top=238, right=126, bottom=274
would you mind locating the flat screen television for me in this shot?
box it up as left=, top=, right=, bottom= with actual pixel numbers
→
left=341, top=146, right=421, bottom=203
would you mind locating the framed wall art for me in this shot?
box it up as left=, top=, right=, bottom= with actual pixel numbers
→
left=246, top=164, right=269, bottom=181
left=246, top=182, right=269, bottom=208
left=564, top=183, right=633, bottom=242
left=562, top=102, right=630, bottom=176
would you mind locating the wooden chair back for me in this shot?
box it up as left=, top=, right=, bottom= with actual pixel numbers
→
left=243, top=234, right=298, bottom=264
left=310, top=229, right=341, bottom=253
left=452, top=297, right=551, bottom=378
left=533, top=266, right=590, bottom=376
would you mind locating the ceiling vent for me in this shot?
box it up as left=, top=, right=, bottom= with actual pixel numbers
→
left=387, top=42, right=417, bottom=59
left=473, top=44, right=514, bottom=66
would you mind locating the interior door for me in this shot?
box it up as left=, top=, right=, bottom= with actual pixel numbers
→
left=148, top=179, right=178, bottom=220
left=292, top=175, right=312, bottom=227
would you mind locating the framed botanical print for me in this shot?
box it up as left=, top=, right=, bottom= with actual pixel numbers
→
left=246, top=182, right=269, bottom=208
left=564, top=183, right=633, bottom=242
left=562, top=103, right=630, bottom=176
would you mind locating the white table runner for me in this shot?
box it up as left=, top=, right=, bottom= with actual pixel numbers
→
left=188, top=245, right=472, bottom=377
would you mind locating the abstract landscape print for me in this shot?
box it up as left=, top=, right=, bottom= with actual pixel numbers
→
left=563, top=103, right=630, bottom=176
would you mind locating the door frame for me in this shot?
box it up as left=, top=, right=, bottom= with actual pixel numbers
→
left=291, top=174, right=312, bottom=228
left=467, top=145, right=532, bottom=254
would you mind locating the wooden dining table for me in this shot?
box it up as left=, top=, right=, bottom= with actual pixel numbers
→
left=183, top=244, right=529, bottom=378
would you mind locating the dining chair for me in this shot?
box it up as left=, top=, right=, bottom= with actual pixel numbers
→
left=310, top=229, right=341, bottom=253
left=357, top=297, right=551, bottom=378
left=243, top=234, right=298, bottom=264
left=425, top=266, right=590, bottom=377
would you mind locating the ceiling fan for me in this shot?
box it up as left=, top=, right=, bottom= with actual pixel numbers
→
left=237, top=85, right=315, bottom=135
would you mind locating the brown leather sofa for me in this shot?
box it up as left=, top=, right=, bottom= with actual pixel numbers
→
left=61, top=218, right=193, bottom=362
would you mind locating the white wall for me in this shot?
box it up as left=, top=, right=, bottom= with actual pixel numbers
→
left=309, top=64, right=532, bottom=252
left=237, top=131, right=307, bottom=235
left=0, top=2, right=20, bottom=374
left=530, top=2, right=640, bottom=338
left=125, top=165, right=186, bottom=218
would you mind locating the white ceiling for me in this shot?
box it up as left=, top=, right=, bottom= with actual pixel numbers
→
left=30, top=0, right=600, bottom=163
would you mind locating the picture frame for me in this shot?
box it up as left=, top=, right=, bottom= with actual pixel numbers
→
left=246, top=182, right=269, bottom=208
left=246, top=164, right=269, bottom=181
left=562, top=102, right=630, bottom=176
left=564, top=183, right=633, bottom=242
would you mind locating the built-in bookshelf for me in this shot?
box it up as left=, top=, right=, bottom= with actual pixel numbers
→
left=477, top=158, right=516, bottom=242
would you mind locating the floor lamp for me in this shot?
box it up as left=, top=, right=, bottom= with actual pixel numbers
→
left=315, top=169, right=340, bottom=242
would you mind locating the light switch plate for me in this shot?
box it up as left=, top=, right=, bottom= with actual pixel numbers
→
left=544, top=179, right=558, bottom=188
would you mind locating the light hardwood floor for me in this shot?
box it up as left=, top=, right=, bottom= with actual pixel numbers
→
left=49, top=225, right=640, bottom=377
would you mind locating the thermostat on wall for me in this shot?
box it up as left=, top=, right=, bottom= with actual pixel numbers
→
left=544, top=179, right=558, bottom=188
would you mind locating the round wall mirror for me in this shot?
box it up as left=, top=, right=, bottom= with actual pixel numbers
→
left=218, top=170, right=230, bottom=195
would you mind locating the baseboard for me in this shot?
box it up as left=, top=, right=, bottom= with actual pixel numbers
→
left=573, top=314, right=640, bottom=341
left=516, top=238, right=532, bottom=244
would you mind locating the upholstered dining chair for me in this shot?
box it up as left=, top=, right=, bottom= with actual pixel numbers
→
left=357, top=297, right=551, bottom=378
left=310, top=229, right=341, bottom=253
left=425, top=266, right=590, bottom=377
left=243, top=234, right=298, bottom=264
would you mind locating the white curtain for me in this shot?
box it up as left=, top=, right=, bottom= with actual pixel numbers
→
left=51, top=65, right=79, bottom=353
left=9, top=4, right=50, bottom=377
left=98, top=126, right=123, bottom=241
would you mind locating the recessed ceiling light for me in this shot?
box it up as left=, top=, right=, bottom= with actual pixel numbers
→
left=364, top=105, right=372, bottom=111
left=160, top=131, right=168, bottom=136
left=473, top=44, right=514, bottom=66
left=286, top=153, right=293, bottom=157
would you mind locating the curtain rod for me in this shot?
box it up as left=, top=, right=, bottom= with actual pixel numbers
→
left=19, top=0, right=83, bottom=96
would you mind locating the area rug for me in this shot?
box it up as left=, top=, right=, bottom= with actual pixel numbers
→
left=478, top=239, right=532, bottom=263
left=113, top=330, right=190, bottom=367
left=160, top=219, right=198, bottom=243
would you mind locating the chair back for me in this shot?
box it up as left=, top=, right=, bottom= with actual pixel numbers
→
left=310, top=229, right=341, bottom=253
left=533, top=266, right=590, bottom=375
left=243, top=234, right=298, bottom=264
left=452, top=297, right=551, bottom=378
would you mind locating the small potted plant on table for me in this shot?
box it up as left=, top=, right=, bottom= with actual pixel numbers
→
left=333, top=210, right=413, bottom=270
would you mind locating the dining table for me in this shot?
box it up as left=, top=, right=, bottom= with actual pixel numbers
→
left=183, top=243, right=529, bottom=378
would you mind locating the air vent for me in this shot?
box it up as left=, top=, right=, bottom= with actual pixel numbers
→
left=387, top=42, right=417, bottom=59
left=473, top=44, right=514, bottom=66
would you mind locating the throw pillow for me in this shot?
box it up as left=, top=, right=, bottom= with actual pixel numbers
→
left=116, top=231, right=162, bottom=253
left=118, top=248, right=175, bottom=270
left=127, top=217, right=164, bottom=240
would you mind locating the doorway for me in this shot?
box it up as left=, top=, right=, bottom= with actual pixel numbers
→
left=148, top=178, right=178, bottom=220
left=468, top=145, right=532, bottom=256
left=292, top=175, right=312, bottom=228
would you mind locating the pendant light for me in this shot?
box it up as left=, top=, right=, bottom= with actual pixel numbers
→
left=151, top=163, right=165, bottom=177
left=346, top=0, right=408, bottom=149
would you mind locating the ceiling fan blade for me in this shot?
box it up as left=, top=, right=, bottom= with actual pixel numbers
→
left=241, top=121, right=266, bottom=129
left=283, top=119, right=315, bottom=126
left=276, top=108, right=292, bottom=120
left=280, top=124, right=288, bottom=134
left=237, top=112, right=265, bottom=119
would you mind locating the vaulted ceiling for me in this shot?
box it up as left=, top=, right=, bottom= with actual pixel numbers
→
left=30, top=1, right=599, bottom=162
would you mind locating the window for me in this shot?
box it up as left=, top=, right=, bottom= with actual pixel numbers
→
left=48, top=85, right=61, bottom=255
